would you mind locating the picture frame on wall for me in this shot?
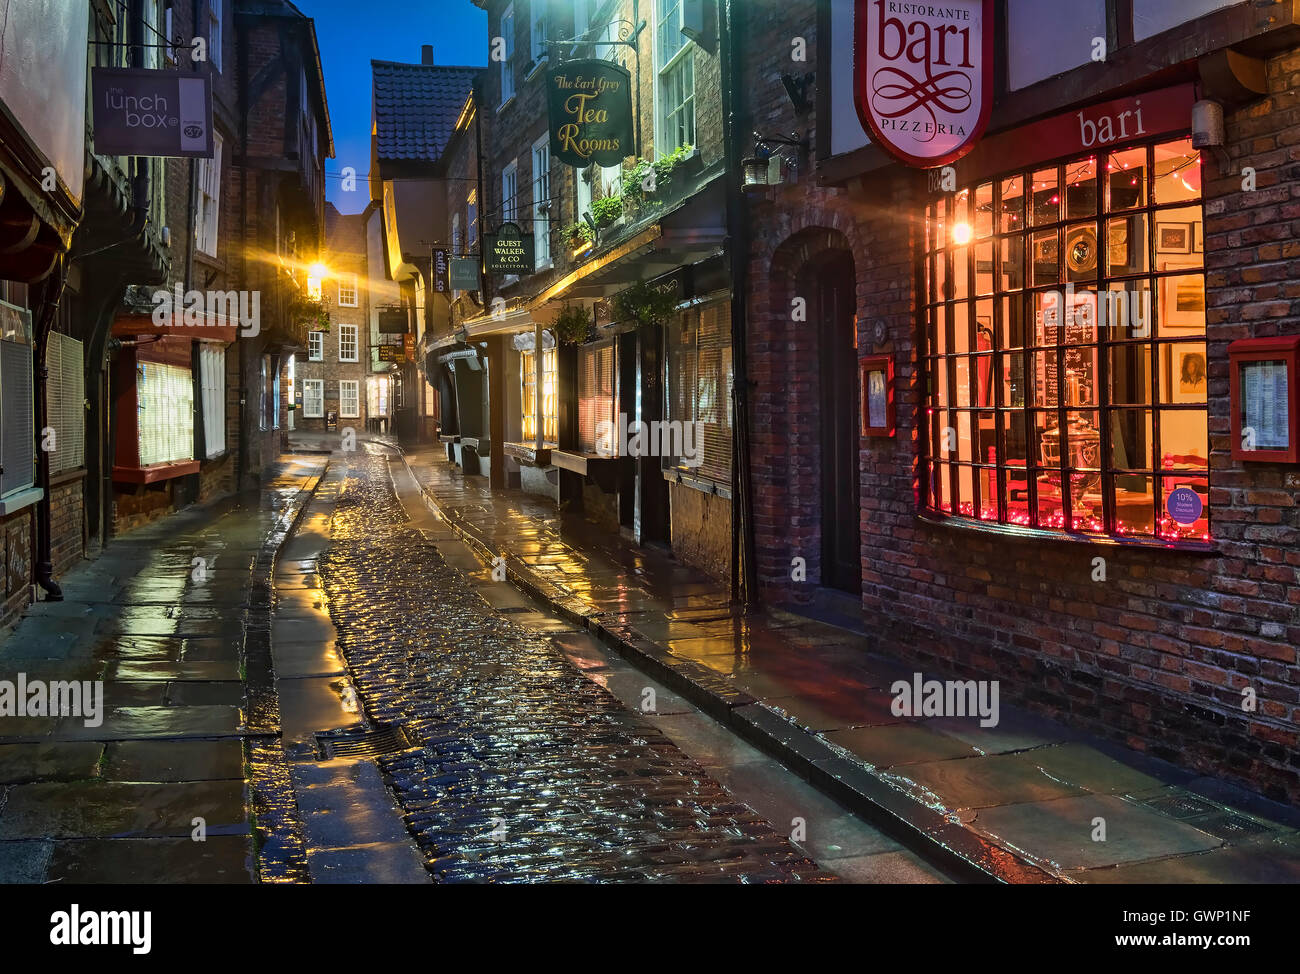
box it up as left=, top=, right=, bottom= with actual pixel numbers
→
left=1165, top=346, right=1208, bottom=404
left=861, top=354, right=894, bottom=437
left=1157, top=222, right=1193, bottom=254
left=1159, top=259, right=1205, bottom=331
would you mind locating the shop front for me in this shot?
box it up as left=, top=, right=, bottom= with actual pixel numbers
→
left=745, top=0, right=1300, bottom=802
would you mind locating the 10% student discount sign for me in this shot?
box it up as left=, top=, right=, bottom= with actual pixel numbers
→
left=545, top=59, right=634, bottom=168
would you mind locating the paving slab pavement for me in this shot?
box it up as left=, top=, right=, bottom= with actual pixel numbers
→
left=0, top=456, right=325, bottom=883
left=396, top=444, right=1300, bottom=884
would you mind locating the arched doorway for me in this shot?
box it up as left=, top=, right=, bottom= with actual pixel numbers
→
left=802, top=251, right=860, bottom=592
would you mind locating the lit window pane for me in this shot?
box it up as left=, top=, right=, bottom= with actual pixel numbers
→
left=1153, top=138, right=1201, bottom=204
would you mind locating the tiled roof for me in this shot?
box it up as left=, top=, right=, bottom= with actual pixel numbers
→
left=372, top=61, right=480, bottom=164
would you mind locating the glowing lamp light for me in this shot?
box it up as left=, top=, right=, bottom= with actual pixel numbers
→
left=951, top=222, right=973, bottom=246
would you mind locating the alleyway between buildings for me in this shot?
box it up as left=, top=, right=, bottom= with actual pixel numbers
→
left=4, top=433, right=1299, bottom=883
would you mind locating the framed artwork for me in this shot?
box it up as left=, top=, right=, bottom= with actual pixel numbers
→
left=1157, top=222, right=1193, bottom=254
left=1159, top=259, right=1205, bottom=331
left=861, top=354, right=894, bottom=437
left=1166, top=347, right=1207, bottom=403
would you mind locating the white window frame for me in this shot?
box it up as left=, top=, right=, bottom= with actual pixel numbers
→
left=337, top=273, right=358, bottom=307
left=302, top=379, right=324, bottom=418
left=530, top=0, right=548, bottom=64
left=339, top=379, right=360, bottom=419
left=308, top=330, right=323, bottom=361
left=199, top=343, right=226, bottom=458
left=502, top=160, right=518, bottom=223
left=208, top=0, right=222, bottom=73
left=532, top=134, right=551, bottom=269
left=195, top=132, right=223, bottom=257
left=500, top=3, right=516, bottom=105
left=655, top=0, right=695, bottom=156
left=338, top=323, right=359, bottom=363
left=452, top=211, right=462, bottom=255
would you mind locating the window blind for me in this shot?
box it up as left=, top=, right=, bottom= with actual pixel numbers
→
left=200, top=344, right=226, bottom=457
left=137, top=360, right=194, bottom=467
left=667, top=300, right=732, bottom=484
left=578, top=340, right=617, bottom=454
left=0, top=338, right=34, bottom=496
left=46, top=332, right=85, bottom=475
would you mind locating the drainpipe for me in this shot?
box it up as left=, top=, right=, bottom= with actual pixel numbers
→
left=720, top=0, right=758, bottom=605
left=236, top=15, right=250, bottom=490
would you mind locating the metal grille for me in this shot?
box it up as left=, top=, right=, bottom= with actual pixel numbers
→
left=315, top=724, right=411, bottom=760
left=1137, top=794, right=1216, bottom=819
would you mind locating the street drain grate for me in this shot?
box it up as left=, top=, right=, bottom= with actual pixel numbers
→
left=315, top=724, right=411, bottom=760
left=1138, top=794, right=1217, bottom=819
left=1193, top=812, right=1274, bottom=839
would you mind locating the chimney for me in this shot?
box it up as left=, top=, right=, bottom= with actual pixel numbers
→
left=421, top=45, right=434, bottom=66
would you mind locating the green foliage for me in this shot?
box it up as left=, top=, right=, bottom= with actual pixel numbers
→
left=613, top=280, right=678, bottom=329
left=591, top=194, right=623, bottom=229
left=552, top=302, right=594, bottom=345
left=562, top=221, right=594, bottom=246
left=620, top=145, right=695, bottom=214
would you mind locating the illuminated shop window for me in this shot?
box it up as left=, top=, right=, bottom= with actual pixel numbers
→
left=923, top=138, right=1209, bottom=541
left=521, top=345, right=557, bottom=445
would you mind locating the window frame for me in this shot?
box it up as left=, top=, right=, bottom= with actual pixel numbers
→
left=308, top=330, right=324, bottom=361
left=532, top=134, right=551, bottom=269
left=199, top=343, right=226, bottom=458
left=337, top=273, right=358, bottom=307
left=195, top=132, right=223, bottom=257
left=208, top=0, right=222, bottom=73
left=502, top=159, right=519, bottom=223
left=654, top=0, right=695, bottom=156
left=339, top=379, right=360, bottom=419
left=500, top=3, right=516, bottom=105
left=302, top=378, right=324, bottom=418
left=920, top=137, right=1210, bottom=544
left=338, top=323, right=359, bottom=363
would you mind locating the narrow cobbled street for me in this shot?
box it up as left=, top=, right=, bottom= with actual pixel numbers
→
left=308, top=443, right=927, bottom=882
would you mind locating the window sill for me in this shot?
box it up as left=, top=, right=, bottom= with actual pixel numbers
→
left=504, top=441, right=556, bottom=466
left=112, top=461, right=200, bottom=485
left=0, top=486, right=43, bottom=516
left=662, top=467, right=732, bottom=500
left=525, top=56, right=548, bottom=82
left=49, top=467, right=88, bottom=489
left=497, top=94, right=516, bottom=114
left=916, top=511, right=1216, bottom=553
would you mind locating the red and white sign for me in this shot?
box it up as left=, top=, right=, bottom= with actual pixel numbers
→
left=854, top=0, right=993, bottom=168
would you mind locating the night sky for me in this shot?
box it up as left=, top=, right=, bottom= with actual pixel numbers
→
left=303, top=0, right=487, bottom=214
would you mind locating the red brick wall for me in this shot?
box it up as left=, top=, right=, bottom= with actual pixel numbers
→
left=0, top=509, right=33, bottom=632
left=743, top=7, right=1300, bottom=802
left=49, top=476, right=85, bottom=576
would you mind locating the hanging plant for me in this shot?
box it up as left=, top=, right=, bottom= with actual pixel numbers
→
left=613, top=280, right=678, bottom=329
left=552, top=302, right=594, bottom=345
left=290, top=297, right=330, bottom=331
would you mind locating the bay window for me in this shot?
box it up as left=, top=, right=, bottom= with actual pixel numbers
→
left=922, top=137, right=1209, bottom=541
left=138, top=361, right=194, bottom=467
left=667, top=300, right=732, bottom=484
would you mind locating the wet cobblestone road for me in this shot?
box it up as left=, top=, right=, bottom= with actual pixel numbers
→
left=316, top=451, right=836, bottom=882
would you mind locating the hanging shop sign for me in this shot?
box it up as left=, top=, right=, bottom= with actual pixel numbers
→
left=432, top=248, right=450, bottom=293
left=377, top=308, right=411, bottom=334
left=450, top=257, right=480, bottom=290
left=546, top=59, right=635, bottom=168
left=853, top=0, right=993, bottom=168
left=377, top=344, right=402, bottom=363
left=91, top=67, right=213, bottom=158
left=485, top=223, right=534, bottom=274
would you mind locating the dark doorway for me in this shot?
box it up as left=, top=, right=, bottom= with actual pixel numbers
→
left=810, top=252, right=861, bottom=593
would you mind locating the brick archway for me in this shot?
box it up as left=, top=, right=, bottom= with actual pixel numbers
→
left=749, top=222, right=863, bottom=599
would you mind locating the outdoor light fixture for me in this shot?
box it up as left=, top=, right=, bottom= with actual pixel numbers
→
left=745, top=131, right=808, bottom=189
left=742, top=155, right=770, bottom=188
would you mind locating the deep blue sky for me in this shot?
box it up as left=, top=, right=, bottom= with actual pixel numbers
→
left=303, top=0, right=487, bottom=214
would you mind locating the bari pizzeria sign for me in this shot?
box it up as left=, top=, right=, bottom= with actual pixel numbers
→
left=546, top=59, right=634, bottom=168
left=854, top=0, right=993, bottom=168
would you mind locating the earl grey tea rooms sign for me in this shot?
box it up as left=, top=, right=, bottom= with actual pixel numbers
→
left=91, top=67, right=213, bottom=158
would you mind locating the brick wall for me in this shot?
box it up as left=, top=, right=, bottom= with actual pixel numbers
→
left=743, top=5, right=1300, bottom=803
left=0, top=509, right=33, bottom=632
left=49, top=476, right=85, bottom=576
